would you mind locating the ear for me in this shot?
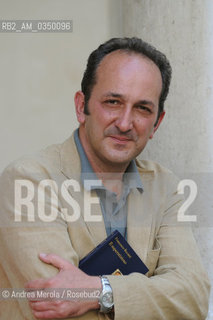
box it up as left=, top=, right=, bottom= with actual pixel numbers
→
left=149, top=111, right=165, bottom=139
left=74, top=91, right=86, bottom=124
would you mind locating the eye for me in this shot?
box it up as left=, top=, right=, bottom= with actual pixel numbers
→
left=137, top=105, right=152, bottom=113
left=104, top=99, right=120, bottom=105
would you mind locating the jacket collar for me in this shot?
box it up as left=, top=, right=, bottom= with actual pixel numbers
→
left=60, top=133, right=81, bottom=180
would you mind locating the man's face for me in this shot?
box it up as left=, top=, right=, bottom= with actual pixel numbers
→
left=75, top=51, right=164, bottom=171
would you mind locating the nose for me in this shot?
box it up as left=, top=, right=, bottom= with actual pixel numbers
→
left=114, top=106, right=133, bottom=132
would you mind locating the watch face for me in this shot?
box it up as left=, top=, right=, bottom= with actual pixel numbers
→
left=102, top=292, right=113, bottom=308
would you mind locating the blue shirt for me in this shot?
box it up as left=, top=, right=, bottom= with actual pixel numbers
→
left=74, top=129, right=143, bottom=238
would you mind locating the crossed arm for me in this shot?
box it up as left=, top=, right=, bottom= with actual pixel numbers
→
left=25, top=253, right=101, bottom=319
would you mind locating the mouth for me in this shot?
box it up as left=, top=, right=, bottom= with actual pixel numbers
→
left=108, top=135, right=133, bottom=144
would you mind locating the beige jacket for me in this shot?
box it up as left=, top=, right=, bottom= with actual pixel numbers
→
left=0, top=134, right=210, bottom=319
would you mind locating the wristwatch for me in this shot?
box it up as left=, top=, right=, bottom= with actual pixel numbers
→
left=99, top=276, right=114, bottom=313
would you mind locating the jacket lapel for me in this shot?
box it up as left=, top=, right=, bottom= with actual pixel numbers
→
left=60, top=134, right=106, bottom=246
left=127, top=171, right=155, bottom=263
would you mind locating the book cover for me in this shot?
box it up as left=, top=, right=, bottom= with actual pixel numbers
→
left=79, top=230, right=149, bottom=276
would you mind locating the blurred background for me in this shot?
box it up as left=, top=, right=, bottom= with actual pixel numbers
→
left=0, top=0, right=212, bottom=317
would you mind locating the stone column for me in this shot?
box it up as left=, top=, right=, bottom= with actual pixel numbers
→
left=122, top=0, right=213, bottom=317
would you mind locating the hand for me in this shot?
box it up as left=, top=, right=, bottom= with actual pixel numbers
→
left=25, top=253, right=101, bottom=319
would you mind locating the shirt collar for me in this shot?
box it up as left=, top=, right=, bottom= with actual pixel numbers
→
left=74, top=129, right=143, bottom=193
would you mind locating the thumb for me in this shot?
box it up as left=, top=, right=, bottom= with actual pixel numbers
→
left=39, top=253, right=72, bottom=270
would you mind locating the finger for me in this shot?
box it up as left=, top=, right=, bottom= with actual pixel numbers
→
left=30, top=300, right=49, bottom=311
left=30, top=300, right=60, bottom=311
left=25, top=278, right=47, bottom=289
left=39, top=253, right=72, bottom=270
left=32, top=309, right=57, bottom=319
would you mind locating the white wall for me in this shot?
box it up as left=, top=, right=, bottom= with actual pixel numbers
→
left=123, top=0, right=213, bottom=174
left=122, top=0, right=213, bottom=318
left=0, top=0, right=123, bottom=172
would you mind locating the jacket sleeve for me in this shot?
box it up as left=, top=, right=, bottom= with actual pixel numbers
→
left=0, top=160, right=101, bottom=320
left=107, top=173, right=210, bottom=320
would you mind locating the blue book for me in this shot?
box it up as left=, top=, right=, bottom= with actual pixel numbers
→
left=79, top=230, right=149, bottom=276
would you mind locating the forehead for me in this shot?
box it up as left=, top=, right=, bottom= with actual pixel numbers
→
left=93, top=50, right=162, bottom=98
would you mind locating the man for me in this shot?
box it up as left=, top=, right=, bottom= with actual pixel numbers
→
left=0, top=38, right=210, bottom=319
